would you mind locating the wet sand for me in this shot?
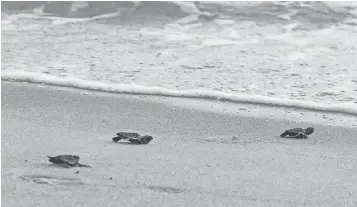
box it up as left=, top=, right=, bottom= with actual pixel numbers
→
left=2, top=82, right=357, bottom=206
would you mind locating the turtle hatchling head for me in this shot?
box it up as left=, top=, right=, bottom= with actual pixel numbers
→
left=142, top=136, right=153, bottom=143
left=305, top=127, right=314, bottom=135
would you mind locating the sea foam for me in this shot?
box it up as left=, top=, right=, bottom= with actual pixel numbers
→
left=1, top=11, right=121, bottom=25
left=2, top=71, right=357, bottom=116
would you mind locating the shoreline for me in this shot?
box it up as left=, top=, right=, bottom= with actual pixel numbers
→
left=2, top=82, right=357, bottom=206
left=2, top=80, right=357, bottom=128
left=2, top=73, right=357, bottom=117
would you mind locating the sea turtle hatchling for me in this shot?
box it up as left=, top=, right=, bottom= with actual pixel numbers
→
left=280, top=127, right=314, bottom=139
left=47, top=155, right=91, bottom=168
left=112, top=132, right=153, bottom=144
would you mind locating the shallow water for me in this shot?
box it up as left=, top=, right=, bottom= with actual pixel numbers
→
left=2, top=1, right=357, bottom=114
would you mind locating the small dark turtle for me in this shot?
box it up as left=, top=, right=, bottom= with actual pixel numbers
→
left=128, top=135, right=153, bottom=144
left=112, top=132, right=153, bottom=144
left=280, top=127, right=314, bottom=139
left=112, top=132, right=141, bottom=142
left=47, top=155, right=91, bottom=168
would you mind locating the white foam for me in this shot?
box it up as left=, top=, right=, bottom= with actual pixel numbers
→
left=1, top=11, right=120, bottom=25
left=288, top=52, right=306, bottom=61
left=32, top=5, right=45, bottom=15
left=50, top=12, right=121, bottom=25
left=265, top=33, right=312, bottom=47
left=165, top=33, right=196, bottom=41
left=3, top=13, right=41, bottom=21
left=282, top=23, right=300, bottom=32
left=141, top=28, right=197, bottom=41
left=70, top=1, right=89, bottom=12
left=172, top=2, right=200, bottom=14
left=214, top=19, right=235, bottom=25
left=170, top=15, right=198, bottom=25
left=2, top=71, right=357, bottom=116
left=200, top=38, right=237, bottom=47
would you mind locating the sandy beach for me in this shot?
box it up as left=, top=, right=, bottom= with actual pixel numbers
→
left=2, top=81, right=357, bottom=206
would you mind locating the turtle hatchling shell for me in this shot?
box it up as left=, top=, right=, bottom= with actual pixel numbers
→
left=50, top=155, right=80, bottom=166
left=116, top=132, right=141, bottom=139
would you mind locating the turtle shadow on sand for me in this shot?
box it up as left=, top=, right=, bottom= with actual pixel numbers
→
left=23, top=160, right=76, bottom=169
left=17, top=155, right=91, bottom=185
left=279, top=135, right=309, bottom=140
left=18, top=174, right=84, bottom=186
left=29, top=162, right=76, bottom=169
left=202, top=135, right=262, bottom=144
left=47, top=163, right=81, bottom=169
left=112, top=141, right=147, bottom=145
left=146, top=185, right=185, bottom=194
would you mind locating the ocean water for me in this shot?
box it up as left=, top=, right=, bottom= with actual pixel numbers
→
left=2, top=1, right=357, bottom=115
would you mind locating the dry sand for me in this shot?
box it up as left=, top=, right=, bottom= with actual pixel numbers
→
left=2, top=82, right=357, bottom=207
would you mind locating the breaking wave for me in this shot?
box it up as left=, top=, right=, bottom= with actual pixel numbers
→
left=2, top=2, right=357, bottom=117
left=2, top=1, right=356, bottom=29
left=2, top=71, right=357, bottom=116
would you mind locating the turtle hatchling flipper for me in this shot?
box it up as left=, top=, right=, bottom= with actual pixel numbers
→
left=47, top=156, right=62, bottom=164
left=298, top=133, right=308, bottom=139
left=77, top=163, right=91, bottom=168
left=280, top=132, right=288, bottom=138
left=112, top=136, right=123, bottom=142
left=113, top=132, right=141, bottom=142
left=288, top=132, right=307, bottom=139
left=128, top=138, right=143, bottom=144
left=128, top=136, right=153, bottom=144
left=61, top=163, right=72, bottom=168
